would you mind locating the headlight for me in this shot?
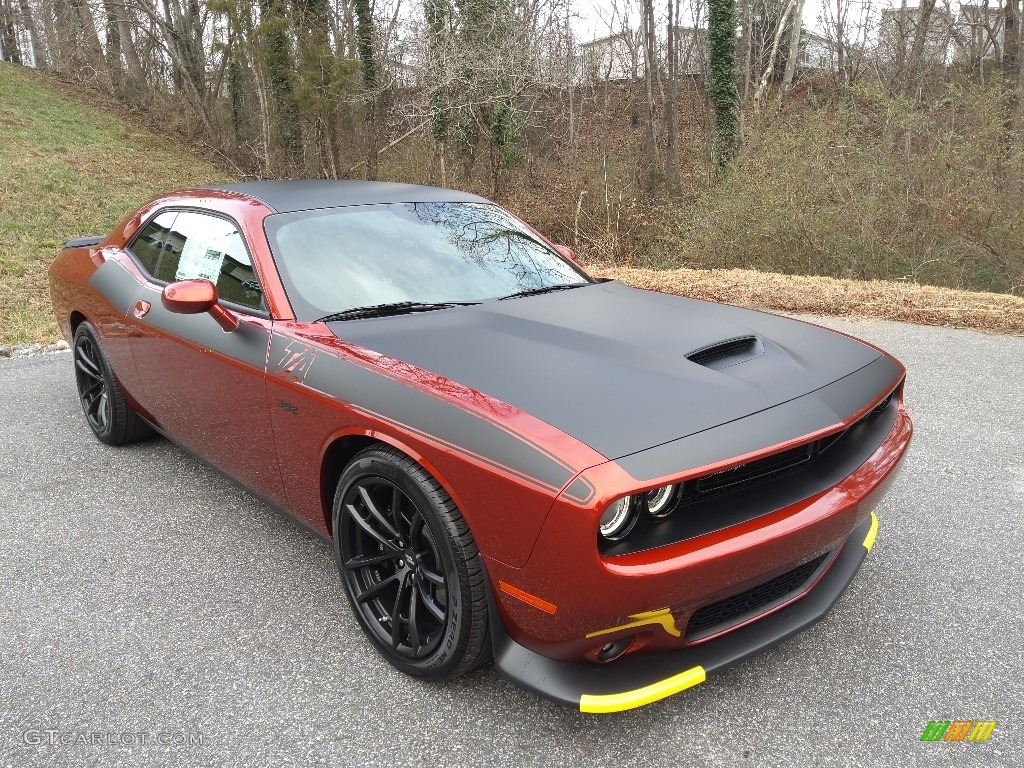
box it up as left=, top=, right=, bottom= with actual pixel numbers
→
left=599, top=496, right=637, bottom=540
left=645, top=484, right=677, bottom=518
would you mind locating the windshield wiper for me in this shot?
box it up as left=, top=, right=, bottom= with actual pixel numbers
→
left=316, top=301, right=480, bottom=322
left=497, top=283, right=589, bottom=301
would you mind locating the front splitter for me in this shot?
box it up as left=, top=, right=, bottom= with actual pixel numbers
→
left=488, top=512, right=879, bottom=713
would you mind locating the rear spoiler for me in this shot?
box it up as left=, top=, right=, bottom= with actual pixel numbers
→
left=63, top=235, right=104, bottom=249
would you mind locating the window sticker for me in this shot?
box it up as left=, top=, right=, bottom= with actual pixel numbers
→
left=176, top=240, right=226, bottom=282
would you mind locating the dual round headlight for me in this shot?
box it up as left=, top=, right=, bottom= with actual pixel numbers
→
left=644, top=485, right=677, bottom=518
left=599, top=484, right=679, bottom=541
left=599, top=496, right=636, bottom=540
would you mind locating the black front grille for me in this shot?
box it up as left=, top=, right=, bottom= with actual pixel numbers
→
left=691, top=443, right=814, bottom=498
left=686, top=336, right=757, bottom=366
left=685, top=551, right=830, bottom=639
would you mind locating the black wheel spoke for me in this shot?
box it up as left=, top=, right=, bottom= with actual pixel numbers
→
left=389, top=573, right=411, bottom=649
left=417, top=580, right=446, bottom=622
left=97, top=392, right=109, bottom=428
left=418, top=563, right=446, bottom=586
left=343, top=551, right=397, bottom=569
left=392, top=485, right=411, bottom=539
left=75, top=356, right=101, bottom=380
left=407, top=578, right=422, bottom=651
left=346, top=503, right=400, bottom=552
left=83, top=389, right=101, bottom=414
left=354, top=572, right=400, bottom=604
left=80, top=378, right=103, bottom=399
left=358, top=486, right=400, bottom=539
left=415, top=526, right=446, bottom=585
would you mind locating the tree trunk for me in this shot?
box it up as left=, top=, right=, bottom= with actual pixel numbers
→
left=262, top=0, right=303, bottom=175
left=1005, top=0, right=1020, bottom=74
left=754, top=0, right=794, bottom=103
left=113, top=2, right=146, bottom=86
left=354, top=0, right=378, bottom=180
left=17, top=0, right=45, bottom=67
left=101, top=0, right=124, bottom=83
left=0, top=0, right=22, bottom=64
left=835, top=0, right=846, bottom=85
left=39, top=0, right=59, bottom=69
left=75, top=0, right=108, bottom=79
left=905, top=0, right=937, bottom=95
left=665, top=0, right=681, bottom=187
left=740, top=0, right=752, bottom=100
left=780, top=0, right=806, bottom=101
left=0, top=0, right=21, bottom=64
left=642, top=0, right=659, bottom=169
left=708, top=0, right=739, bottom=170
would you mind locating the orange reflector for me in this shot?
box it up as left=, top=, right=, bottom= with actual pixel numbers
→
left=498, top=581, right=558, bottom=614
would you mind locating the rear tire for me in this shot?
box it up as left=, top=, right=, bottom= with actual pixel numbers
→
left=332, top=446, right=490, bottom=679
left=72, top=321, right=150, bottom=445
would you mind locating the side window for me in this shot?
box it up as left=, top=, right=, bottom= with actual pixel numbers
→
left=129, top=210, right=265, bottom=312
left=129, top=211, right=180, bottom=282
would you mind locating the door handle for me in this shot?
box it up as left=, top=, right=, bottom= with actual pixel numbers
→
left=133, top=300, right=152, bottom=319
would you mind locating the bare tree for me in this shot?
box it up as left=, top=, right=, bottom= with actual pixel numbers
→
left=753, top=0, right=794, bottom=103
left=0, top=0, right=21, bottom=63
left=1006, top=0, right=1020, bottom=73
left=665, top=0, right=680, bottom=187
left=780, top=0, right=804, bottom=99
left=642, top=0, right=660, bottom=169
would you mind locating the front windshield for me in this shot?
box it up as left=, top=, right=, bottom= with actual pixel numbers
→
left=263, top=202, right=590, bottom=320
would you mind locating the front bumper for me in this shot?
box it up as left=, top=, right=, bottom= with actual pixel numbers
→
left=489, top=512, right=878, bottom=713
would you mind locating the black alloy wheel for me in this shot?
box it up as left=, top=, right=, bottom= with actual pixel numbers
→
left=74, top=330, right=110, bottom=435
left=333, top=447, right=490, bottom=679
left=71, top=322, right=150, bottom=445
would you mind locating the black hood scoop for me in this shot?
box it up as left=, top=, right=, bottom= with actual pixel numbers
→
left=686, top=335, right=763, bottom=370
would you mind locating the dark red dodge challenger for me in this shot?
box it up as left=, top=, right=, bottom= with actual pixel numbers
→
left=50, top=181, right=912, bottom=713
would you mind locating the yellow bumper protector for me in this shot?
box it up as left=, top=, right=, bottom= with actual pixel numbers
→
left=579, top=665, right=706, bottom=713
left=585, top=607, right=681, bottom=639
left=862, top=511, right=879, bottom=552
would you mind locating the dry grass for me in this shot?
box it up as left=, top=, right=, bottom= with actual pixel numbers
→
left=596, top=265, right=1024, bottom=336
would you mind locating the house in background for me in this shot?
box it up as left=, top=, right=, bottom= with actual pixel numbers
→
left=580, top=32, right=641, bottom=82
left=800, top=31, right=837, bottom=71
left=669, top=25, right=708, bottom=76
left=877, top=5, right=956, bottom=69
left=579, top=26, right=707, bottom=82
left=580, top=25, right=839, bottom=84
left=953, top=3, right=1006, bottom=64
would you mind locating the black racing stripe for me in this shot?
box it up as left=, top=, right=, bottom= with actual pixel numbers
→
left=134, top=282, right=270, bottom=369
left=87, top=258, right=143, bottom=312
left=269, top=334, right=578, bottom=495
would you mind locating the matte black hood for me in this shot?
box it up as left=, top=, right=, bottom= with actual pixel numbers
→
left=329, top=281, right=880, bottom=459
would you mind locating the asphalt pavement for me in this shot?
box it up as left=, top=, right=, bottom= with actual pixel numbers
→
left=0, top=316, right=1021, bottom=767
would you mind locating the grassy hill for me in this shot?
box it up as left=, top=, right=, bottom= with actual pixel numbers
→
left=0, top=62, right=230, bottom=346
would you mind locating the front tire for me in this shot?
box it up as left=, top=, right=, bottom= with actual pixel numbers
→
left=72, top=321, right=150, bottom=445
left=332, top=446, right=490, bottom=679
